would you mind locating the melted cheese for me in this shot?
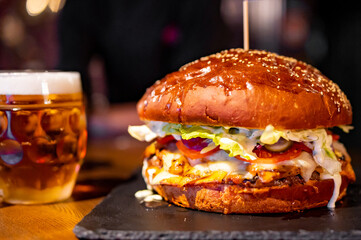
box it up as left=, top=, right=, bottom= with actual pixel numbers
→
left=143, top=142, right=344, bottom=209
left=148, top=151, right=185, bottom=185
left=161, top=152, right=182, bottom=171
left=252, top=152, right=316, bottom=182
left=193, top=161, right=247, bottom=175
left=194, top=150, right=249, bottom=174
left=151, top=171, right=179, bottom=185
left=146, top=150, right=318, bottom=186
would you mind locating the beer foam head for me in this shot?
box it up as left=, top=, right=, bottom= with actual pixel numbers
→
left=0, top=72, right=82, bottom=95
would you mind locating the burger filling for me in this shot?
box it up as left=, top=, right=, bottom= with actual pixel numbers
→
left=128, top=122, right=354, bottom=208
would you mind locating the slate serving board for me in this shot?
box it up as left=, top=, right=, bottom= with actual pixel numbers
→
left=74, top=172, right=361, bottom=240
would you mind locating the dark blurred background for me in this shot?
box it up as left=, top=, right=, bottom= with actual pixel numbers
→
left=0, top=0, right=360, bottom=149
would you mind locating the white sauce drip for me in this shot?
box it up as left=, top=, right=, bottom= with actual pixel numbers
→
left=134, top=189, right=163, bottom=203
left=320, top=172, right=342, bottom=208
left=134, top=189, right=153, bottom=199
left=143, top=194, right=163, bottom=202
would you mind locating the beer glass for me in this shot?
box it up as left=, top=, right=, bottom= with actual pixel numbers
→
left=0, top=71, right=87, bottom=204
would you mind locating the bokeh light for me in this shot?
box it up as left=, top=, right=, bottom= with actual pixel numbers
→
left=26, top=0, right=49, bottom=17
left=26, top=0, right=66, bottom=17
left=48, top=0, right=66, bottom=13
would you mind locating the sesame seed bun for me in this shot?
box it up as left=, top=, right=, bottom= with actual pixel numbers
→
left=137, top=49, right=352, bottom=129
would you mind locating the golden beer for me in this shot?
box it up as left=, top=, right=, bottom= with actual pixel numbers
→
left=0, top=72, right=87, bottom=204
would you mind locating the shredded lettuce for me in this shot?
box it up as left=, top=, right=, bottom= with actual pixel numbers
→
left=164, top=124, right=257, bottom=160
left=338, top=125, right=354, bottom=133
left=128, top=125, right=157, bottom=142
left=310, top=130, right=340, bottom=175
left=260, top=125, right=286, bottom=144
left=128, top=121, right=346, bottom=175
left=178, top=126, right=215, bottom=140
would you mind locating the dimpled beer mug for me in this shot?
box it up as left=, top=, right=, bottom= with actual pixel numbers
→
left=0, top=71, right=87, bottom=204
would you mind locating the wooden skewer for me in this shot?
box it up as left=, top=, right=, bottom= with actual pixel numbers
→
left=243, top=0, right=249, bottom=50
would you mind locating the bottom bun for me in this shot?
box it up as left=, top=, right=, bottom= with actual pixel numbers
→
left=151, top=173, right=353, bottom=214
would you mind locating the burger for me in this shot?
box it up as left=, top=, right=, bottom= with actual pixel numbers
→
left=128, top=49, right=355, bottom=214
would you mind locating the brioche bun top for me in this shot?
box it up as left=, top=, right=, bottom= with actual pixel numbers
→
left=137, top=49, right=352, bottom=129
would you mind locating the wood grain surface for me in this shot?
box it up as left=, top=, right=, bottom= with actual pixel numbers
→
left=0, top=197, right=103, bottom=240
left=0, top=103, right=147, bottom=240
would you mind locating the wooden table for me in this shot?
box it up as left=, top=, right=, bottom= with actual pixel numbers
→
left=0, top=103, right=147, bottom=240
left=0, top=197, right=102, bottom=239
left=0, top=136, right=148, bottom=240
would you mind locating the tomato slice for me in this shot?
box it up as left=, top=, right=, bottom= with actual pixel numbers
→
left=332, top=134, right=340, bottom=141
left=236, top=142, right=313, bottom=164
left=156, top=135, right=175, bottom=145
left=176, top=140, right=220, bottom=159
